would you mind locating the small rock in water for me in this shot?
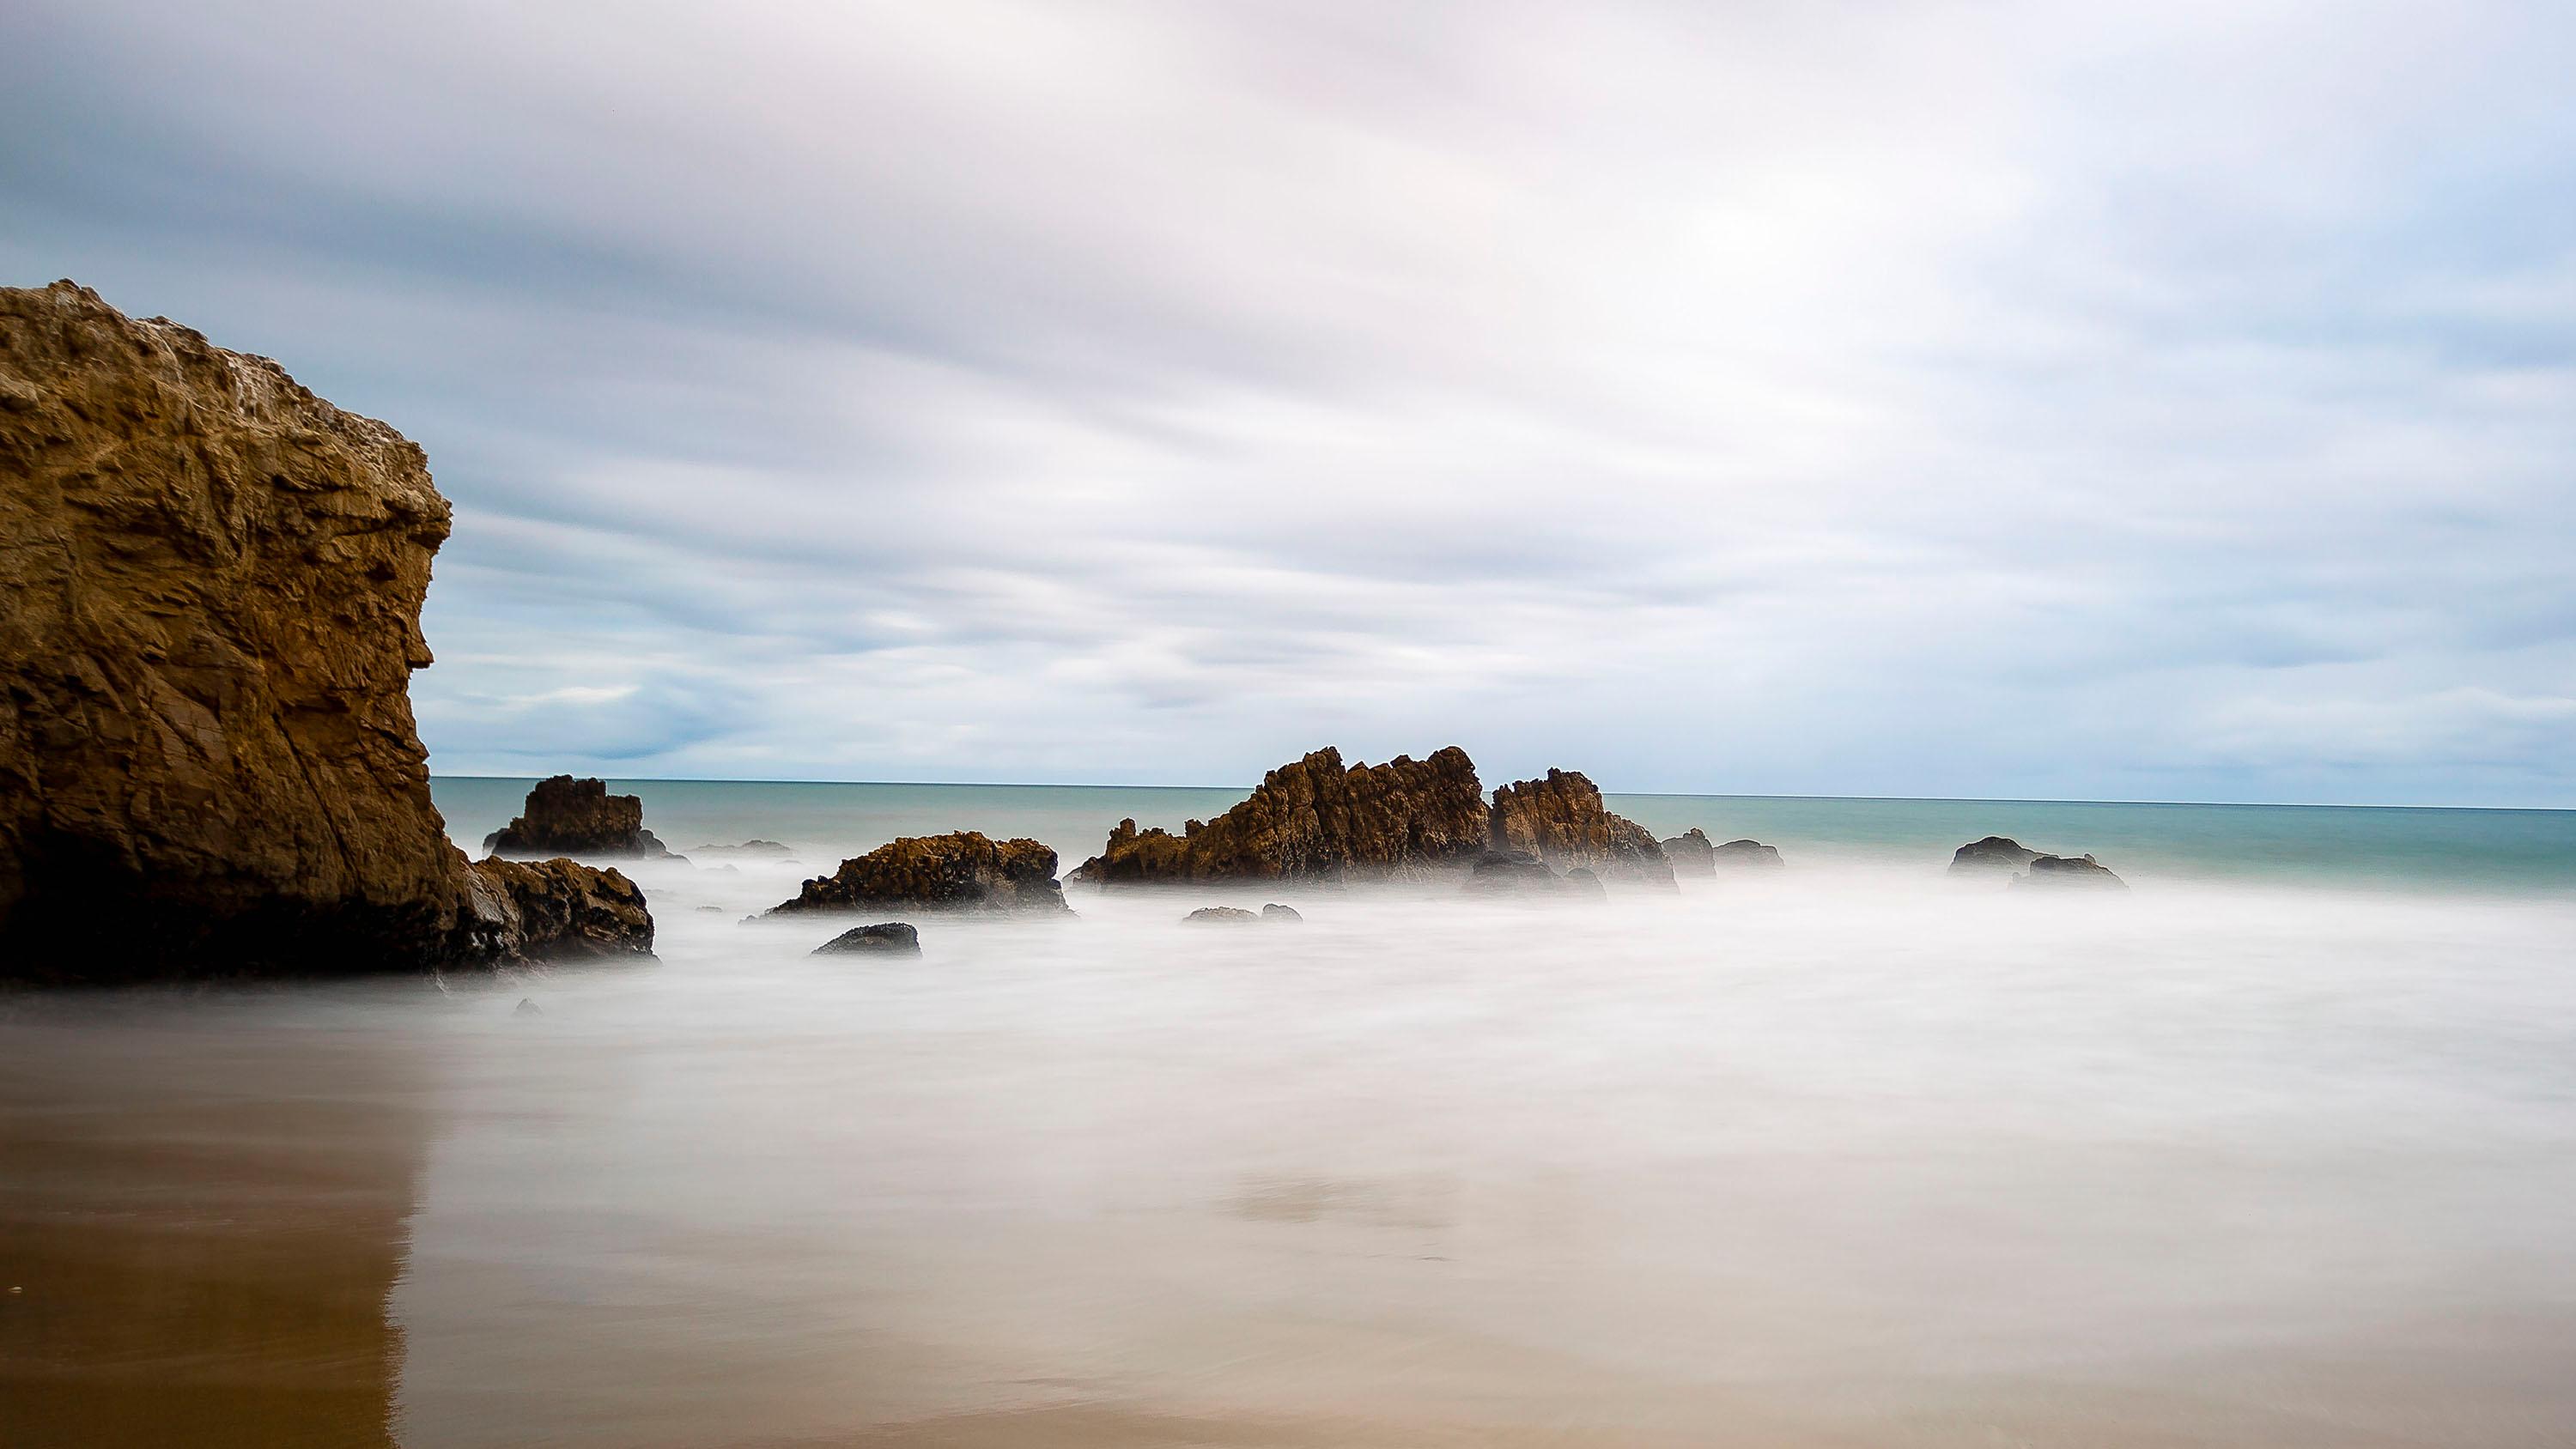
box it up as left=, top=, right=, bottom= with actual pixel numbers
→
left=694, top=905, right=725, bottom=913
left=1950, top=836, right=2042, bottom=875
left=1261, top=903, right=1303, bottom=923
left=1561, top=867, right=1609, bottom=900
left=2014, top=854, right=2127, bottom=890
left=1184, top=906, right=1261, bottom=925
left=514, top=997, right=543, bottom=1017
left=1711, top=839, right=1784, bottom=869
left=813, top=922, right=924, bottom=955
left=694, top=840, right=792, bottom=856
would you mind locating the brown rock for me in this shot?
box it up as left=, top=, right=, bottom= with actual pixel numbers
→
left=483, top=775, right=671, bottom=858
left=1184, top=906, right=1261, bottom=925
left=0, top=281, right=653, bottom=979
left=1487, top=770, right=1675, bottom=890
left=769, top=832, right=1070, bottom=915
left=1076, top=746, right=1488, bottom=885
left=459, top=857, right=655, bottom=961
left=812, top=922, right=923, bottom=956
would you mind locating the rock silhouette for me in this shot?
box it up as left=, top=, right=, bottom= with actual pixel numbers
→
left=484, top=776, right=673, bottom=858
left=2014, top=854, right=2129, bottom=890
left=770, top=832, right=1069, bottom=915
left=813, top=922, right=924, bottom=955
left=1950, top=836, right=2042, bottom=875
left=1711, top=839, right=1784, bottom=870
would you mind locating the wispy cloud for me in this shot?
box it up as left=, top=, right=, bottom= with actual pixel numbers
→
left=7, top=0, right=2572, bottom=802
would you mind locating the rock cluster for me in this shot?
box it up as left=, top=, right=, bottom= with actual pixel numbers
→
left=1182, top=903, right=1305, bottom=925
left=0, top=282, right=652, bottom=980
left=769, top=832, right=1070, bottom=915
left=458, top=858, right=656, bottom=961
left=1073, top=747, right=1676, bottom=892
left=1074, top=747, right=1489, bottom=885
left=483, top=775, right=673, bottom=858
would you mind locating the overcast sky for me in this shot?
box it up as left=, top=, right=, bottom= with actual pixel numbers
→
left=7, top=1, right=2573, bottom=803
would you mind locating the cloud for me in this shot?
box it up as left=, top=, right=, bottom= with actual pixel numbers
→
left=5, top=0, right=2573, bottom=803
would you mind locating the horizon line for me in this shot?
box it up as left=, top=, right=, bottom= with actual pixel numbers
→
left=424, top=773, right=2575, bottom=815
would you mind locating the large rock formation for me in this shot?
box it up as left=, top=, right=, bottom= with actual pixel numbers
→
left=483, top=774, right=673, bottom=858
left=0, top=281, right=651, bottom=980
left=768, top=832, right=1070, bottom=915
left=1073, top=746, right=1489, bottom=885
left=1487, top=769, right=1675, bottom=889
left=1950, top=836, right=2042, bottom=875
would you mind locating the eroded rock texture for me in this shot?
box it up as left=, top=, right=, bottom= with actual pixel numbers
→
left=459, top=857, right=655, bottom=961
left=769, top=832, right=1070, bottom=915
left=1486, top=769, right=1675, bottom=889
left=1075, top=746, right=1489, bottom=885
left=483, top=775, right=672, bottom=858
left=0, top=282, right=651, bottom=979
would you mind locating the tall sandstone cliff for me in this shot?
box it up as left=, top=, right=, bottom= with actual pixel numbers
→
left=0, top=281, right=649, bottom=980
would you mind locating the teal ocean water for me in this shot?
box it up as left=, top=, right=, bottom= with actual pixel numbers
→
left=431, top=776, right=2576, bottom=894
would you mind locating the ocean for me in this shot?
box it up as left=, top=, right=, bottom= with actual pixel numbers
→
left=4, top=779, right=2573, bottom=1447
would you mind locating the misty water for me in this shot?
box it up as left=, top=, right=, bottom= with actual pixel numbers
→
left=6, top=782, right=2575, bottom=1446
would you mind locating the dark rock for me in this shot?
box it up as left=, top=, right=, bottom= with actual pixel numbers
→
left=694, top=840, right=791, bottom=857
left=1562, top=867, right=1609, bottom=900
left=1950, top=836, right=2042, bottom=875
left=1261, top=903, right=1303, bottom=923
left=1464, top=848, right=1562, bottom=894
left=1711, top=839, right=1784, bottom=870
left=1185, top=906, right=1261, bottom=925
left=483, top=776, right=672, bottom=858
left=1487, top=770, right=1676, bottom=890
left=769, top=832, right=1069, bottom=915
left=812, top=922, right=923, bottom=955
left=2014, top=854, right=2128, bottom=890
left=1075, top=746, right=1489, bottom=885
left=1660, top=828, right=1716, bottom=874
left=0, top=281, right=654, bottom=981
left=458, top=857, right=657, bottom=961
left=514, top=998, right=543, bottom=1017
left=694, top=905, right=725, bottom=913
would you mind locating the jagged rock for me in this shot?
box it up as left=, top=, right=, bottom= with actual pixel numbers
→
left=769, top=832, right=1069, bottom=915
left=1074, top=746, right=1489, bottom=885
left=514, top=998, right=543, bottom=1017
left=1184, top=906, right=1261, bottom=925
left=1660, top=828, right=1716, bottom=874
left=1950, top=836, right=2042, bottom=875
left=0, top=281, right=653, bottom=980
left=458, top=857, right=655, bottom=961
left=1487, top=770, right=1676, bottom=890
left=1711, top=839, right=1784, bottom=869
left=695, top=840, right=790, bottom=857
left=1261, top=903, right=1303, bottom=923
left=812, top=922, right=923, bottom=956
left=483, top=775, right=672, bottom=858
left=2014, top=854, right=2128, bottom=890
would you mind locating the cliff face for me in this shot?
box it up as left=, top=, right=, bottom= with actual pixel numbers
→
left=1076, top=746, right=1490, bottom=885
left=1487, top=769, right=1675, bottom=889
left=0, top=282, right=649, bottom=979
left=769, top=832, right=1071, bottom=914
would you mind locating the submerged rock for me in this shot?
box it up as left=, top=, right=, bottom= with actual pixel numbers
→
left=1184, top=906, right=1262, bottom=925
left=1261, top=903, right=1303, bottom=923
left=1487, top=770, right=1676, bottom=890
left=813, top=922, right=923, bottom=955
left=1462, top=848, right=1607, bottom=900
left=1711, top=839, right=1785, bottom=870
left=695, top=840, right=791, bottom=857
left=2014, top=854, right=2128, bottom=890
left=1660, top=828, right=1716, bottom=875
left=769, top=832, right=1069, bottom=915
left=0, top=281, right=654, bottom=980
left=484, top=775, right=673, bottom=858
left=1075, top=746, right=1489, bottom=886
left=514, top=997, right=543, bottom=1017
left=1949, top=836, right=2042, bottom=875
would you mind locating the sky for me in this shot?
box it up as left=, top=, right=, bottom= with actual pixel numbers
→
left=4, top=1, right=2573, bottom=804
